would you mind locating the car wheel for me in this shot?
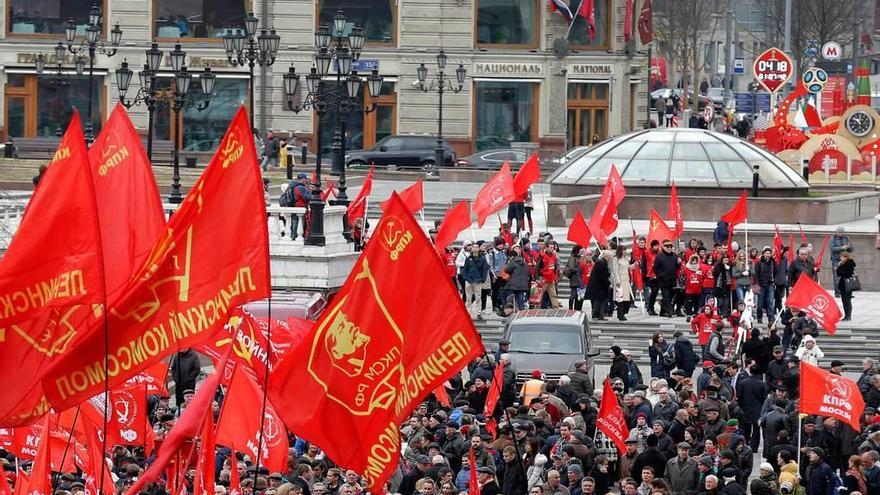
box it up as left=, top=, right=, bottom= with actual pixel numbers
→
left=348, top=160, right=367, bottom=169
left=421, top=160, right=438, bottom=177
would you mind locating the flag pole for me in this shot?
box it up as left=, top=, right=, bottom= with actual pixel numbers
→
left=57, top=404, right=82, bottom=480
left=252, top=296, right=272, bottom=492
left=469, top=225, right=477, bottom=243
left=565, top=0, right=585, bottom=38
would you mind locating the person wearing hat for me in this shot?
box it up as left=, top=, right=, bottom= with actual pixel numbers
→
left=753, top=246, right=777, bottom=325
left=795, top=335, right=824, bottom=367
left=619, top=435, right=640, bottom=481
left=520, top=370, right=545, bottom=406
left=493, top=339, right=511, bottom=363
left=805, top=447, right=835, bottom=495
left=475, top=465, right=500, bottom=495
left=631, top=434, right=667, bottom=486
left=757, top=462, right=780, bottom=493
left=665, top=441, right=699, bottom=494
left=721, top=467, right=746, bottom=495
left=284, top=172, right=313, bottom=240
left=766, top=346, right=787, bottom=389
left=830, top=360, right=845, bottom=376
left=567, top=360, right=594, bottom=399
left=782, top=356, right=800, bottom=399
left=399, top=454, right=433, bottom=495
left=734, top=364, right=768, bottom=452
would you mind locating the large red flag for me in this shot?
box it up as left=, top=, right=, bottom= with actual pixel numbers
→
left=596, top=378, right=628, bottom=454
left=773, top=226, right=784, bottom=264
left=468, top=447, right=480, bottom=495
left=800, top=362, right=864, bottom=430
left=814, top=235, right=831, bottom=270
left=123, top=361, right=170, bottom=396
left=106, top=384, right=149, bottom=448
left=668, top=182, right=683, bottom=237
left=193, top=412, right=216, bottom=495
left=434, top=201, right=471, bottom=253
left=13, top=470, right=28, bottom=495
left=786, top=275, right=842, bottom=335
left=512, top=154, right=540, bottom=197
left=43, top=106, right=271, bottom=411
left=588, top=165, right=625, bottom=245
left=24, top=418, right=52, bottom=495
left=473, top=162, right=515, bottom=227
left=268, top=192, right=484, bottom=492
left=216, top=365, right=288, bottom=472
left=228, top=446, right=242, bottom=495
left=720, top=191, right=748, bottom=229
left=380, top=180, right=424, bottom=214
left=623, top=0, right=633, bottom=42
left=81, top=415, right=116, bottom=495
left=0, top=112, right=105, bottom=426
left=647, top=209, right=675, bottom=248
left=566, top=210, right=592, bottom=248
left=123, top=352, right=229, bottom=495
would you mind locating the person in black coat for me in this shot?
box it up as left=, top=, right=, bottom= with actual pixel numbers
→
left=586, top=254, right=611, bottom=320
left=170, top=348, right=201, bottom=407
left=477, top=466, right=501, bottom=495
left=836, top=251, right=856, bottom=321
left=673, top=331, right=698, bottom=377
left=653, top=242, right=681, bottom=317
left=735, top=365, right=768, bottom=452
left=500, top=446, right=526, bottom=495
left=631, top=435, right=668, bottom=484
left=742, top=329, right=770, bottom=375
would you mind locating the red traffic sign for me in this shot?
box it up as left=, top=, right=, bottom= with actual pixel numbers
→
left=753, top=47, right=793, bottom=93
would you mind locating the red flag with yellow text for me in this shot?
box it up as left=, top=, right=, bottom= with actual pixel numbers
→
left=42, top=106, right=270, bottom=411
left=596, top=378, right=628, bottom=454
left=800, top=361, right=863, bottom=430
left=473, top=162, right=515, bottom=227
left=268, top=192, right=484, bottom=492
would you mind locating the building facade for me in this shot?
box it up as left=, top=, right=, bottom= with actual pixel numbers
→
left=1, top=0, right=649, bottom=156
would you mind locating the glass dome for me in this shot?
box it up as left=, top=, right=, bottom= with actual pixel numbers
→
left=549, top=128, right=809, bottom=189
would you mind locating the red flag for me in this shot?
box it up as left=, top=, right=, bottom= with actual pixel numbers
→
left=637, top=0, right=653, bottom=45
left=798, top=223, right=808, bottom=244
left=483, top=363, right=505, bottom=419
left=596, top=378, right=628, bottom=454
left=24, top=418, right=52, bottom=495
left=433, top=385, right=451, bottom=408
left=0, top=464, right=10, bottom=495
left=631, top=230, right=644, bottom=291
left=512, top=154, right=540, bottom=197
left=216, top=365, right=288, bottom=472
left=123, top=362, right=170, bottom=396
left=106, top=384, right=149, bottom=448
left=468, top=447, right=480, bottom=495
left=193, top=413, right=216, bottom=495
left=228, top=446, right=242, bottom=495
left=578, top=0, right=596, bottom=40
left=268, top=192, right=484, bottom=492
left=815, top=235, right=831, bottom=270
left=434, top=201, right=471, bottom=253
left=721, top=191, right=748, bottom=229
left=623, top=0, right=633, bottom=42
left=799, top=361, right=864, bottom=430
left=81, top=415, right=116, bottom=495
left=380, top=180, right=424, bottom=214
left=473, top=162, right=515, bottom=227
left=668, top=182, right=683, bottom=237
left=43, top=106, right=271, bottom=411
left=13, top=470, right=28, bottom=495
left=348, top=166, right=375, bottom=222
left=786, top=275, right=842, bottom=335
left=588, top=165, right=625, bottom=245
left=567, top=210, right=592, bottom=248
left=123, top=352, right=230, bottom=495
left=773, top=226, right=784, bottom=264
left=787, top=230, right=796, bottom=263
left=647, top=209, right=675, bottom=248
left=321, top=180, right=337, bottom=202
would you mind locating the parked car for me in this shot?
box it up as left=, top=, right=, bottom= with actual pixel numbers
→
left=456, top=148, right=530, bottom=169
left=503, top=309, right=599, bottom=385
left=650, top=88, right=711, bottom=111
left=344, top=135, right=456, bottom=175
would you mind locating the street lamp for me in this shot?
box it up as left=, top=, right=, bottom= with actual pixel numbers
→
left=34, top=42, right=87, bottom=136
left=417, top=49, right=466, bottom=176
left=65, top=3, right=122, bottom=143
left=282, top=9, right=384, bottom=246
left=222, top=12, right=280, bottom=130
left=116, top=44, right=213, bottom=204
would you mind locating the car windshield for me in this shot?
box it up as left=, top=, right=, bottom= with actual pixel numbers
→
left=508, top=324, right=583, bottom=354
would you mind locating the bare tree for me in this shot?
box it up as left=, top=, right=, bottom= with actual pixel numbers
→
left=654, top=0, right=717, bottom=111
left=758, top=0, right=858, bottom=69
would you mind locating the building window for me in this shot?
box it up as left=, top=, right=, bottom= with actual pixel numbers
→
left=474, top=81, right=538, bottom=151
left=567, top=82, right=608, bottom=147
left=476, top=0, right=538, bottom=47
left=154, top=0, right=247, bottom=40
left=8, top=0, right=103, bottom=36
left=316, top=81, right=396, bottom=155
left=152, top=78, right=248, bottom=151
left=4, top=74, right=103, bottom=138
left=317, top=0, right=396, bottom=44
left=567, top=0, right=610, bottom=49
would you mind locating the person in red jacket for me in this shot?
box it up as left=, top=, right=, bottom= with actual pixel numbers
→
left=537, top=243, right=561, bottom=308
left=691, top=304, right=722, bottom=347
left=682, top=254, right=704, bottom=315
left=700, top=253, right=716, bottom=308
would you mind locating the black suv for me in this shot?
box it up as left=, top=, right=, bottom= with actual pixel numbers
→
left=344, top=135, right=456, bottom=175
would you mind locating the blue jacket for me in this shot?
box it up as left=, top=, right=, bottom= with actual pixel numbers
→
left=463, top=254, right=489, bottom=283
left=806, top=461, right=835, bottom=495
left=491, top=248, right=507, bottom=276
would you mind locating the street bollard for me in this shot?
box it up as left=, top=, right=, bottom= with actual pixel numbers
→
left=3, top=139, right=12, bottom=159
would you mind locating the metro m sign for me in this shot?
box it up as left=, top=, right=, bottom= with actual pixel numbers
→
left=753, top=47, right=793, bottom=93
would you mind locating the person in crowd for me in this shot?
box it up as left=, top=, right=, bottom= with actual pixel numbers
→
left=566, top=246, right=586, bottom=311
left=586, top=251, right=611, bottom=321
left=611, top=245, right=634, bottom=321
left=836, top=250, right=856, bottom=321
left=795, top=335, right=824, bottom=367
left=648, top=332, right=674, bottom=380
left=830, top=226, right=852, bottom=297
left=653, top=240, right=680, bottom=318
left=731, top=250, right=750, bottom=305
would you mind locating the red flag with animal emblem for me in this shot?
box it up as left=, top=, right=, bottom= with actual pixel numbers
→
left=216, top=364, right=288, bottom=473
left=800, top=361, right=864, bottom=430
left=473, top=162, right=516, bottom=227
left=815, top=234, right=831, bottom=270
left=566, top=210, right=592, bottom=248
left=380, top=180, right=424, bottom=214
left=773, top=226, right=785, bottom=264
left=588, top=165, right=625, bottom=246
left=647, top=209, right=675, bottom=249
left=786, top=274, right=842, bottom=335
left=123, top=352, right=230, bottom=495
left=192, top=412, right=216, bottom=495
left=721, top=191, right=748, bottom=229
left=24, top=418, right=52, bottom=495
left=637, top=0, right=653, bottom=44
left=512, top=153, right=540, bottom=197
left=268, top=192, right=484, bottom=492
left=106, top=383, right=149, bottom=448
left=596, top=378, right=628, bottom=454
left=0, top=111, right=105, bottom=427
left=623, top=0, right=633, bottom=42
left=668, top=182, right=683, bottom=237
left=434, top=201, right=471, bottom=253
left=228, top=446, right=242, bottom=495
left=42, top=106, right=271, bottom=411
left=123, top=361, right=170, bottom=396
left=468, top=447, right=480, bottom=495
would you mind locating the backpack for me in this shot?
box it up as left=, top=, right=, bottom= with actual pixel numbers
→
left=279, top=186, right=294, bottom=207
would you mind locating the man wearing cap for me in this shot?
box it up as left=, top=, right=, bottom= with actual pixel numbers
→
left=665, top=442, right=699, bottom=495
left=494, top=339, right=511, bottom=364
left=477, top=466, right=501, bottom=495
left=631, top=435, right=667, bottom=485
left=630, top=390, right=652, bottom=426
left=828, top=360, right=845, bottom=376
left=858, top=358, right=876, bottom=400
left=568, top=360, right=594, bottom=398
left=830, top=226, right=851, bottom=297
left=782, top=356, right=800, bottom=399
left=765, top=346, right=787, bottom=389
left=286, top=172, right=313, bottom=240
left=805, top=447, right=835, bottom=495
left=619, top=436, right=639, bottom=481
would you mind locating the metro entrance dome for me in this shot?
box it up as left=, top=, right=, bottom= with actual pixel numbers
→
left=549, top=128, right=809, bottom=190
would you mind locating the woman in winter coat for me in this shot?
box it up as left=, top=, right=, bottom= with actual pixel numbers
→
left=566, top=246, right=585, bottom=311
left=504, top=245, right=531, bottom=311
left=712, top=254, right=733, bottom=317
left=700, top=252, right=716, bottom=307
left=526, top=453, right=547, bottom=490
left=682, top=254, right=704, bottom=315
left=731, top=250, right=751, bottom=305
left=648, top=332, right=674, bottom=379
left=794, top=335, right=824, bottom=366
left=610, top=245, right=633, bottom=321
left=586, top=252, right=612, bottom=321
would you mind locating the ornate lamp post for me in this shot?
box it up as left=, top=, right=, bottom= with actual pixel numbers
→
left=417, top=49, right=466, bottom=176
left=116, top=43, right=215, bottom=203
left=282, top=9, right=383, bottom=246
left=221, top=12, right=280, bottom=130
left=35, top=42, right=86, bottom=136
left=65, top=4, right=122, bottom=143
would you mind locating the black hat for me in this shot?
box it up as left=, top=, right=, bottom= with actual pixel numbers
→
left=476, top=465, right=496, bottom=475
left=774, top=384, right=788, bottom=392
left=720, top=449, right=735, bottom=460
left=446, top=422, right=459, bottom=429
left=831, top=360, right=845, bottom=368
left=808, top=447, right=826, bottom=458
left=789, top=356, right=800, bottom=364
left=610, top=345, right=622, bottom=355
left=803, top=416, right=817, bottom=425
